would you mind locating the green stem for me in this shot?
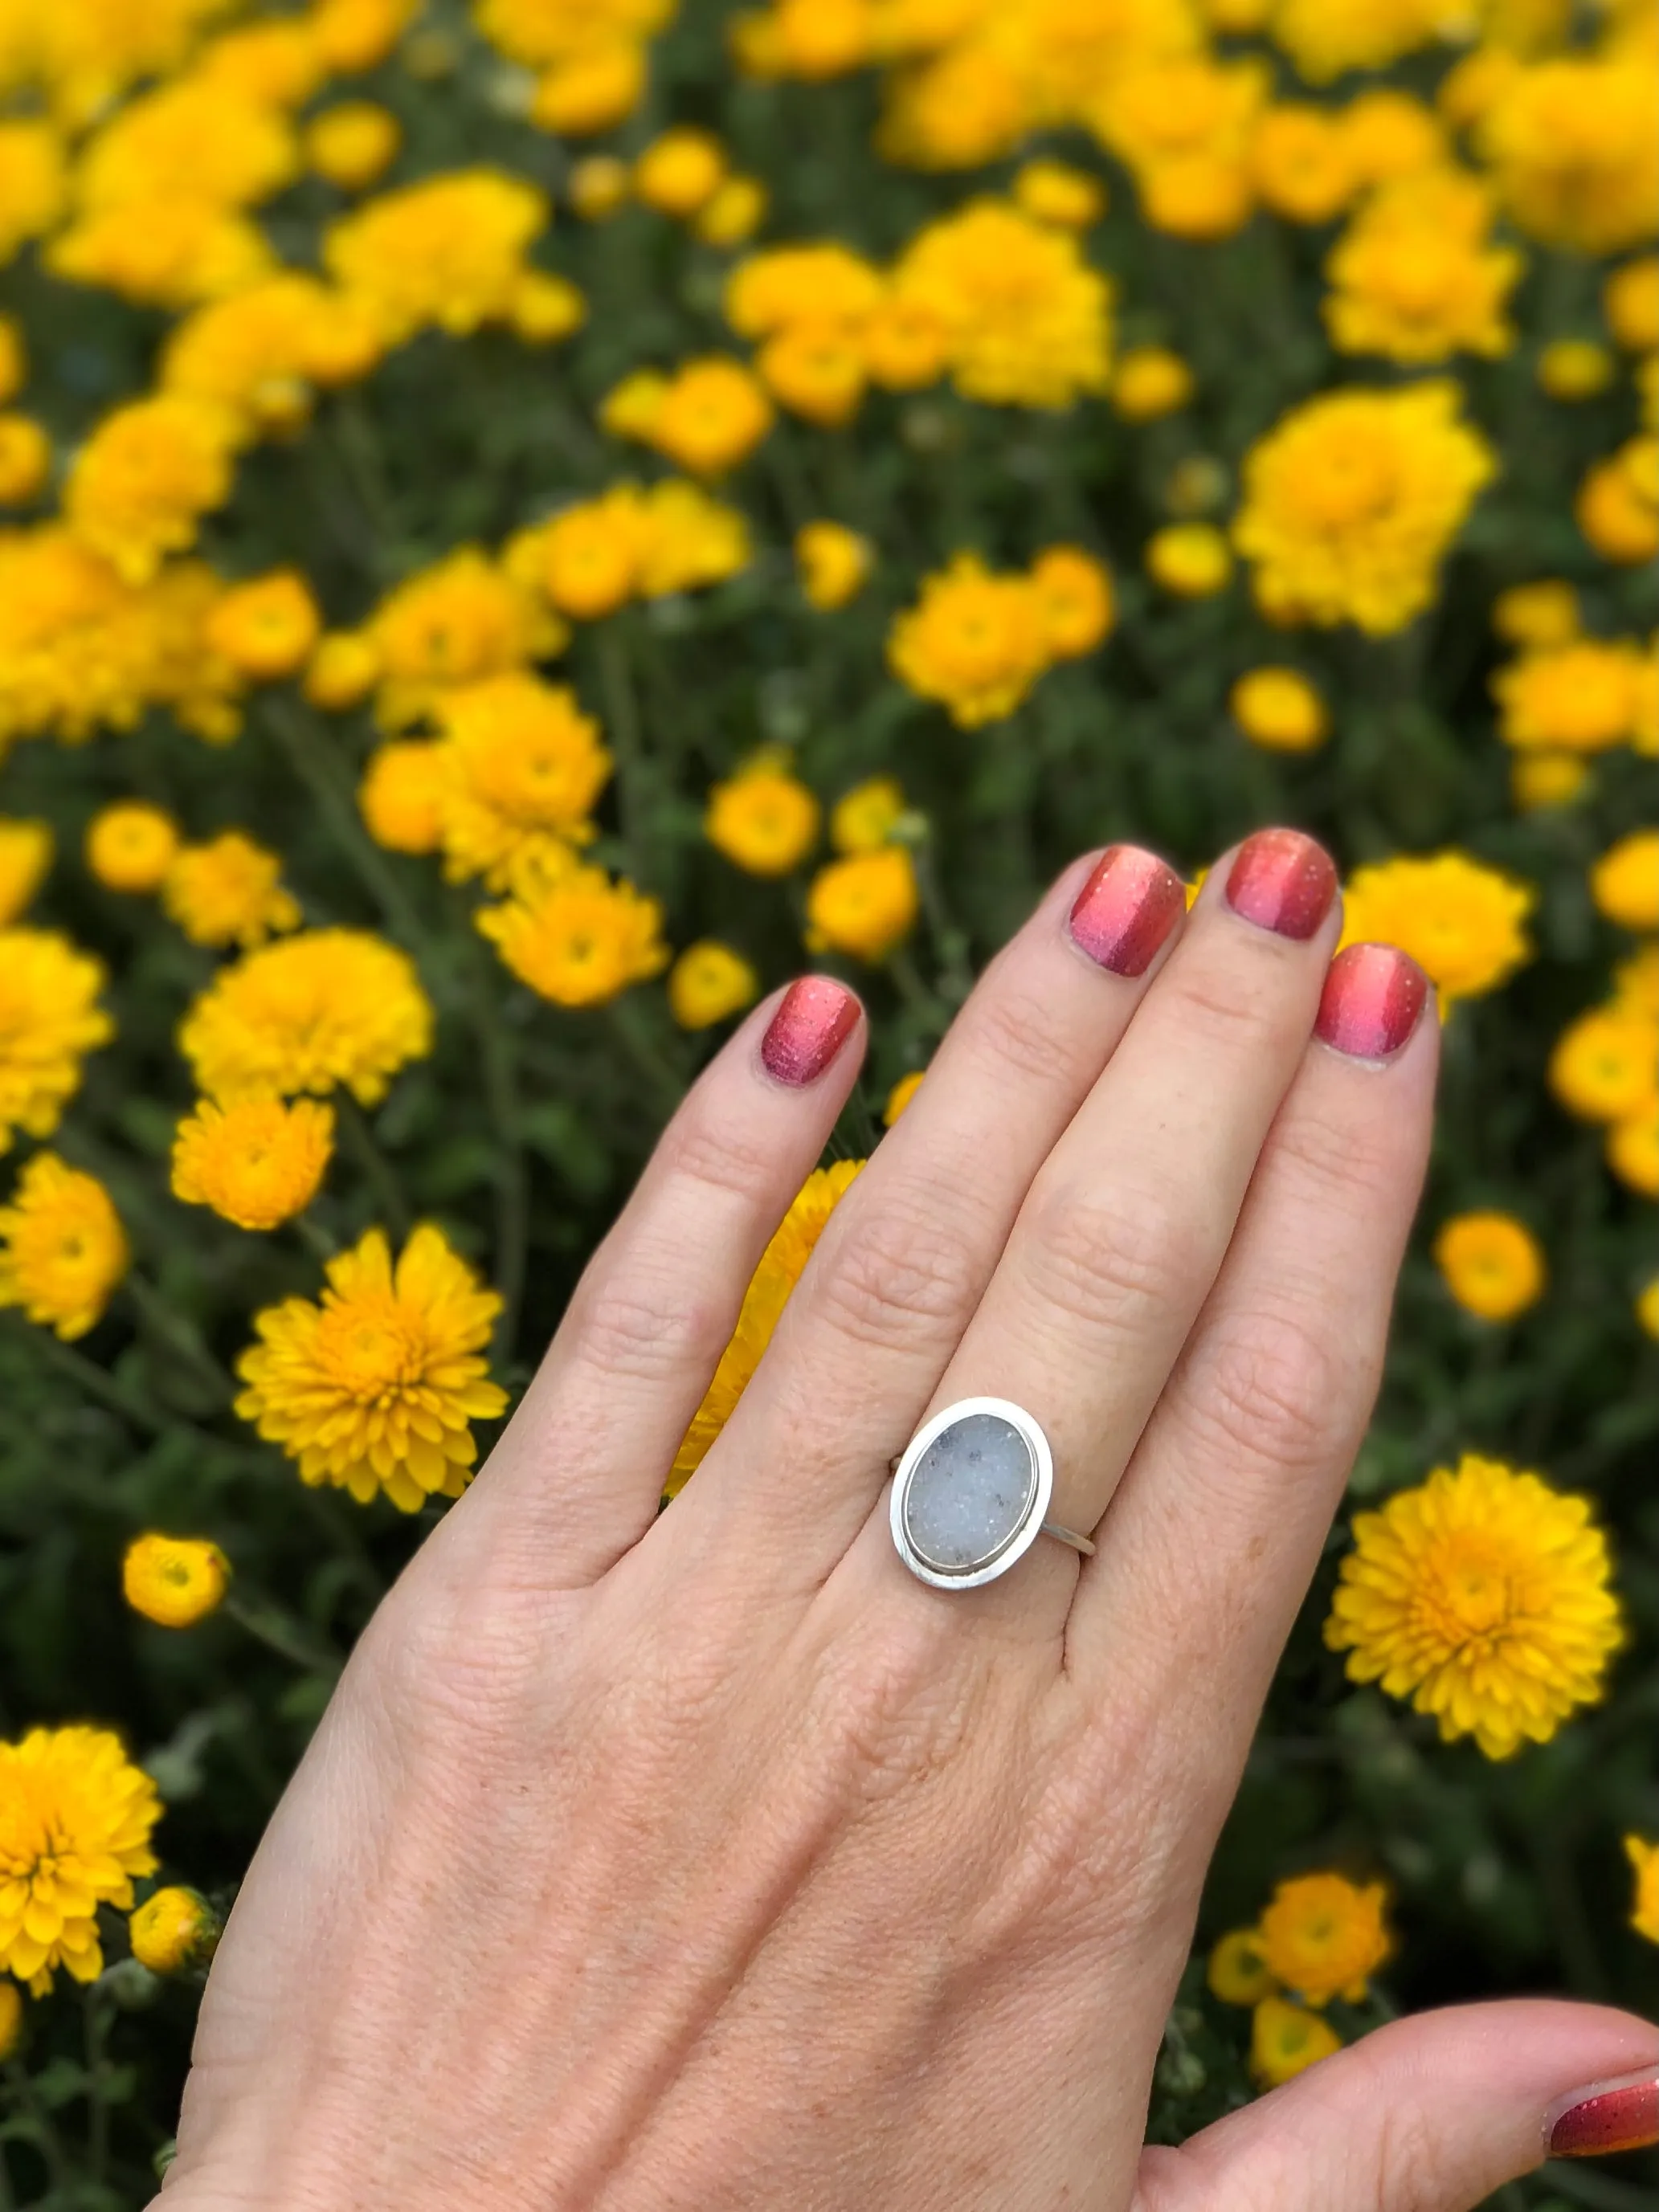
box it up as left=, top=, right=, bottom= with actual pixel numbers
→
left=3, top=2060, right=68, bottom=2190
left=912, top=835, right=975, bottom=1009
left=124, top=1270, right=235, bottom=1404
left=471, top=982, right=529, bottom=1361
left=260, top=696, right=431, bottom=954
left=295, top=1214, right=340, bottom=1264
left=595, top=619, right=652, bottom=877
left=224, top=1590, right=343, bottom=1675
left=84, top=1989, right=110, bottom=2184
left=336, top=1095, right=412, bottom=1243
left=605, top=994, right=687, bottom=1121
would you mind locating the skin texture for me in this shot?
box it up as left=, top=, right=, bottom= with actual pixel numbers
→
left=158, top=840, right=1659, bottom=2212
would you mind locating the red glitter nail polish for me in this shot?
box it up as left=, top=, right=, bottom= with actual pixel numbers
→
left=760, top=977, right=859, bottom=1087
left=1547, top=2068, right=1659, bottom=2159
left=1315, top=943, right=1429, bottom=1062
left=1068, top=846, right=1185, bottom=977
left=1224, top=828, right=1338, bottom=941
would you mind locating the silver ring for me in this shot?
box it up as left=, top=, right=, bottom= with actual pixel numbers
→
left=889, top=1396, right=1096, bottom=1591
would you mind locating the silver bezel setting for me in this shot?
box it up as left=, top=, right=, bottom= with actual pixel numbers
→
left=889, top=1395, right=1055, bottom=1591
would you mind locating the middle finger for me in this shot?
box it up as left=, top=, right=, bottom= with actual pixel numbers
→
left=850, top=827, right=1342, bottom=1624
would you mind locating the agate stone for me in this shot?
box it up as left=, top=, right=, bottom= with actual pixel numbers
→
left=900, top=1410, right=1037, bottom=1575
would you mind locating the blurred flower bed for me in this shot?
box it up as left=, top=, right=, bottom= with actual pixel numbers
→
left=0, top=0, right=1656, bottom=2200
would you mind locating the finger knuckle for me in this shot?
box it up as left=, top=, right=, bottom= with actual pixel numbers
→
left=661, top=1110, right=783, bottom=1209
left=1190, top=1301, right=1359, bottom=1477
left=1363, top=2092, right=1446, bottom=2212
left=1022, top=1179, right=1205, bottom=1337
left=966, top=985, right=1085, bottom=1098
left=810, top=1194, right=982, bottom=1353
left=566, top=1263, right=730, bottom=1386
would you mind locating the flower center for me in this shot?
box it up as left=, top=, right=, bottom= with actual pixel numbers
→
left=317, top=1299, right=428, bottom=1401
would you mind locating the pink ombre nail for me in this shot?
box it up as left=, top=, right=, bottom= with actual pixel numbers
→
left=759, top=978, right=859, bottom=1087
left=1067, top=846, right=1185, bottom=977
left=1224, top=829, right=1338, bottom=941
left=1546, top=2067, right=1659, bottom=2160
left=1315, top=943, right=1429, bottom=1063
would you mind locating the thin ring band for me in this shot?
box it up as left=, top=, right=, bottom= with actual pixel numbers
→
left=889, top=1397, right=1094, bottom=1591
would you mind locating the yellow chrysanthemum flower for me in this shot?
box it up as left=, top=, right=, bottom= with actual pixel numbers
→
left=1608, top=1104, right=1658, bottom=1198
left=1538, top=341, right=1615, bottom=402
left=1494, top=639, right=1648, bottom=756
left=235, top=1224, right=508, bottom=1512
left=1628, top=1837, right=1659, bottom=1945
left=805, top=847, right=920, bottom=963
left=304, top=631, right=381, bottom=713
left=1433, top=1211, right=1546, bottom=1323
left=1591, top=831, right=1659, bottom=933
left=86, top=802, right=180, bottom=893
left=0, top=412, right=50, bottom=504
left=161, top=277, right=383, bottom=435
left=668, top=941, right=759, bottom=1030
left=1325, top=1454, right=1624, bottom=1761
left=324, top=169, right=550, bottom=344
left=0, top=1726, right=161, bottom=1994
left=1271, top=0, right=1443, bottom=84
left=0, top=818, right=51, bottom=925
left=1207, top=1928, right=1276, bottom=2006
left=635, top=127, right=727, bottom=217
left=431, top=673, right=611, bottom=886
left=538, top=492, right=644, bottom=619
left=1577, top=435, right=1659, bottom=569
left=1605, top=257, right=1659, bottom=355
left=178, top=929, right=434, bottom=1105
left=0, top=929, right=113, bottom=1152
left=1111, top=346, right=1194, bottom=421
left=831, top=777, right=906, bottom=857
left=1258, top=1873, right=1391, bottom=2007
left=1250, top=104, right=1356, bottom=225
left=695, top=174, right=768, bottom=247
left=889, top=554, right=1051, bottom=728
left=1492, top=580, right=1578, bottom=651
left=306, top=102, right=402, bottom=192
left=648, top=357, right=775, bottom=477
left=670, top=1159, right=863, bottom=1493
left=129, top=1885, right=220, bottom=1973
left=1013, top=158, right=1105, bottom=231
left=47, top=197, right=275, bottom=313
left=0, top=120, right=66, bottom=264
left=569, top=154, right=631, bottom=221
left=0, top=1153, right=128, bottom=1341
left=121, top=1535, right=230, bottom=1629
left=72, top=76, right=297, bottom=214
left=366, top=547, right=563, bottom=728
left=63, top=394, right=237, bottom=586
left=1147, top=523, right=1233, bottom=598
left=795, top=520, right=872, bottom=610
left=1031, top=545, right=1114, bottom=659
left=204, top=570, right=321, bottom=680
left=476, top=865, right=669, bottom=1007
left=1339, top=852, right=1534, bottom=1003
left=171, top=1096, right=334, bottom=1230
left=705, top=765, right=820, bottom=876
left=890, top=200, right=1113, bottom=410
left=882, top=1069, right=925, bottom=1126
left=1481, top=55, right=1659, bottom=257
left=1230, top=667, right=1329, bottom=753
left=358, top=741, right=447, bottom=854
left=1549, top=1007, right=1658, bottom=1125
left=1325, top=169, right=1522, bottom=365
left=1250, top=1996, right=1341, bottom=2088
left=162, top=833, right=302, bottom=951
left=1233, top=381, right=1496, bottom=635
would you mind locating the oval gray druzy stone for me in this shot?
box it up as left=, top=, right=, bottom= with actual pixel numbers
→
left=901, top=1411, right=1037, bottom=1573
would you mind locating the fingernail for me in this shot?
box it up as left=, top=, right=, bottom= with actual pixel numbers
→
left=760, top=977, right=860, bottom=1086
left=1546, top=2067, right=1659, bottom=2159
left=1224, top=828, right=1338, bottom=941
left=1315, top=942, right=1429, bottom=1062
left=1068, top=845, right=1185, bottom=977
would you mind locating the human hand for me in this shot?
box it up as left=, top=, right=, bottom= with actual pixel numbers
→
left=160, top=831, right=1658, bottom=2211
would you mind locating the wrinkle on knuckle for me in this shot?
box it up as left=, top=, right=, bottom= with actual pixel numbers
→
left=1269, top=1097, right=1400, bottom=1212
left=1364, top=2089, right=1446, bottom=2212
left=1163, top=961, right=1289, bottom=1048
left=1021, top=1179, right=1203, bottom=1339
left=965, top=984, right=1085, bottom=1099
left=808, top=1194, right=983, bottom=1354
left=660, top=1111, right=782, bottom=1210
left=1185, top=1301, right=1358, bottom=1479
left=565, top=1264, right=729, bottom=1387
